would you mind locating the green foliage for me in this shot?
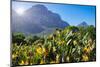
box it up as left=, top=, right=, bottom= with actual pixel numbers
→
left=12, top=32, right=25, bottom=45
left=12, top=26, right=96, bottom=66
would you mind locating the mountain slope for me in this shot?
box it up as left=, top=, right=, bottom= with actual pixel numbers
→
left=12, top=4, right=69, bottom=35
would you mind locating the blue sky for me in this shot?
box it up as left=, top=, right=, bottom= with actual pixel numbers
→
left=12, top=1, right=96, bottom=26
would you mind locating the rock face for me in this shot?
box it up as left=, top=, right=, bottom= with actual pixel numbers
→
left=11, top=4, right=69, bottom=35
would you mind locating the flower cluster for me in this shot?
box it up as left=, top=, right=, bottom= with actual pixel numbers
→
left=12, top=26, right=96, bottom=66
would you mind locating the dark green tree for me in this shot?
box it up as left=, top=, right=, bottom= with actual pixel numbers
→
left=12, top=32, right=25, bottom=45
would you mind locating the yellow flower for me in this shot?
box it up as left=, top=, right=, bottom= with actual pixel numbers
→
left=36, top=47, right=42, bottom=54
left=83, top=47, right=90, bottom=53
left=58, top=41, right=62, bottom=45
left=42, top=47, right=46, bottom=53
left=19, top=60, right=24, bottom=65
left=82, top=55, right=89, bottom=61
left=12, top=54, right=17, bottom=59
left=58, top=40, right=65, bottom=45
left=40, top=60, right=45, bottom=64
left=16, top=51, right=18, bottom=55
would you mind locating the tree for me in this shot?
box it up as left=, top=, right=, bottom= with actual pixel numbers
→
left=12, top=32, right=25, bottom=45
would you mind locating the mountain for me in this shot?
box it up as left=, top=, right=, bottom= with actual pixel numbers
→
left=12, top=4, right=69, bottom=35
left=77, top=22, right=88, bottom=27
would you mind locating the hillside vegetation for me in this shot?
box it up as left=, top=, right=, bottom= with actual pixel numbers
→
left=12, top=25, right=96, bottom=66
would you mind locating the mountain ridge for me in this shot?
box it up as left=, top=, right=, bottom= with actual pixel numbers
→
left=77, top=21, right=88, bottom=27
left=12, top=4, right=70, bottom=35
